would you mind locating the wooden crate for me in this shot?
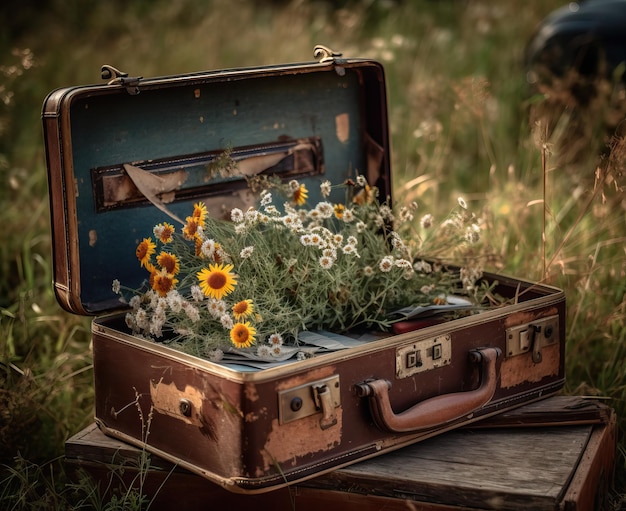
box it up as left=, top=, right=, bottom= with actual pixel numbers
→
left=65, top=396, right=616, bottom=511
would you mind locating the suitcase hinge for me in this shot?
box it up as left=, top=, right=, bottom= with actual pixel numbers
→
left=101, top=65, right=143, bottom=95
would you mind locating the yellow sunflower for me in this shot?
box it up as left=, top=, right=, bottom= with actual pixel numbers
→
left=151, top=268, right=179, bottom=297
left=232, top=299, right=254, bottom=321
left=229, top=321, right=256, bottom=349
left=292, top=183, right=308, bottom=206
left=154, top=222, right=175, bottom=244
left=197, top=263, right=237, bottom=299
left=192, top=202, right=208, bottom=226
left=156, top=251, right=180, bottom=276
left=183, top=216, right=200, bottom=240
left=136, top=238, right=156, bottom=267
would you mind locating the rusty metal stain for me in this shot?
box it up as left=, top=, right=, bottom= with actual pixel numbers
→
left=335, top=112, right=349, bottom=143
left=504, top=307, right=558, bottom=328
left=244, top=405, right=268, bottom=423
left=149, top=379, right=204, bottom=427
left=274, top=365, right=336, bottom=392
left=259, top=406, right=343, bottom=475
left=245, top=412, right=259, bottom=422
left=256, top=365, right=341, bottom=473
left=500, top=342, right=560, bottom=388
left=244, top=382, right=259, bottom=402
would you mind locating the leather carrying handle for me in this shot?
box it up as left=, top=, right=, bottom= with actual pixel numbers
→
left=356, top=347, right=500, bottom=433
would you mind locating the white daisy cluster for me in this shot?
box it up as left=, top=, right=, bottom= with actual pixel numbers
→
left=256, top=332, right=285, bottom=359
left=124, top=289, right=202, bottom=340
left=116, top=169, right=491, bottom=362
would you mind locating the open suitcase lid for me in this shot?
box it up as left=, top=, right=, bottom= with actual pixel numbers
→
left=43, top=46, right=391, bottom=315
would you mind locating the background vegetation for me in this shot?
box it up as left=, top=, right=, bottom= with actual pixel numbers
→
left=1, top=0, right=624, bottom=508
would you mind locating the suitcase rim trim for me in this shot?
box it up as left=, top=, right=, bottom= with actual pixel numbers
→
left=92, top=271, right=565, bottom=384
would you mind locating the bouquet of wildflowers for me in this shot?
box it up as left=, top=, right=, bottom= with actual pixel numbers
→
left=114, top=173, right=489, bottom=363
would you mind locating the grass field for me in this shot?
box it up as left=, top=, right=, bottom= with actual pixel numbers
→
left=1, top=0, right=624, bottom=508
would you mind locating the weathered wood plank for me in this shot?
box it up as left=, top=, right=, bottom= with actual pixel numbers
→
left=562, top=409, right=617, bottom=511
left=470, top=395, right=612, bottom=428
left=64, top=423, right=174, bottom=470
left=310, top=427, right=592, bottom=510
left=65, top=396, right=616, bottom=511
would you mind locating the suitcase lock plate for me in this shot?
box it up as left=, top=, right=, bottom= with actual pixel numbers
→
left=505, top=315, right=559, bottom=362
left=396, top=334, right=452, bottom=379
left=278, top=375, right=340, bottom=429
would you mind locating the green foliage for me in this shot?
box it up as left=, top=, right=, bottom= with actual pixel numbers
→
left=1, top=453, right=155, bottom=510
left=0, top=0, right=624, bottom=506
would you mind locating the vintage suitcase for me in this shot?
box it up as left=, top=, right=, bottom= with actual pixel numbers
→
left=43, top=46, right=566, bottom=492
left=64, top=396, right=618, bottom=510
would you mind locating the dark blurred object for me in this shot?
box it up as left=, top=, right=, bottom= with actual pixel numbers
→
left=526, top=0, right=626, bottom=83
left=525, top=0, right=626, bottom=174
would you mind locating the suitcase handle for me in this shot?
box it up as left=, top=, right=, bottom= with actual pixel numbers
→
left=355, top=347, right=500, bottom=433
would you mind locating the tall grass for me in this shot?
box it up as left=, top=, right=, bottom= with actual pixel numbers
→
left=1, top=0, right=624, bottom=507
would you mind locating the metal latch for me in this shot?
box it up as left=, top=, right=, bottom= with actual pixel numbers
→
left=313, top=45, right=346, bottom=76
left=313, top=45, right=343, bottom=63
left=505, top=315, right=559, bottom=363
left=101, top=65, right=142, bottom=95
left=278, top=375, right=340, bottom=429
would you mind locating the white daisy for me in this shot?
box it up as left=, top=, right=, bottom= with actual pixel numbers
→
left=230, top=208, right=244, bottom=223
left=319, top=256, right=334, bottom=269
left=379, top=256, right=394, bottom=272
left=240, top=246, right=254, bottom=259
left=320, top=180, right=331, bottom=197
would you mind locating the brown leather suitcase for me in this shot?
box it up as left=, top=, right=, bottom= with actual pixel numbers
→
left=43, top=46, right=566, bottom=493
left=64, top=397, right=617, bottom=510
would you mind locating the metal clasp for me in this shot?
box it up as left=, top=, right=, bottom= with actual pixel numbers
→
left=313, top=45, right=343, bottom=64
left=313, top=384, right=338, bottom=430
left=101, top=65, right=142, bottom=95
left=505, top=315, right=559, bottom=363
left=278, top=375, right=340, bottom=429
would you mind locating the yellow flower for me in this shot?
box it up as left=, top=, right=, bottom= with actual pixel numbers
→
left=197, top=263, right=237, bottom=299
left=229, top=321, right=256, bottom=349
left=193, top=202, right=208, bottom=226
left=136, top=238, right=156, bottom=267
left=292, top=183, right=308, bottom=206
left=154, top=222, right=175, bottom=243
left=232, top=299, right=254, bottom=320
left=213, top=242, right=223, bottom=263
left=156, top=251, right=180, bottom=275
left=151, top=268, right=179, bottom=297
left=353, top=184, right=375, bottom=205
left=333, top=203, right=345, bottom=219
left=183, top=216, right=200, bottom=240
